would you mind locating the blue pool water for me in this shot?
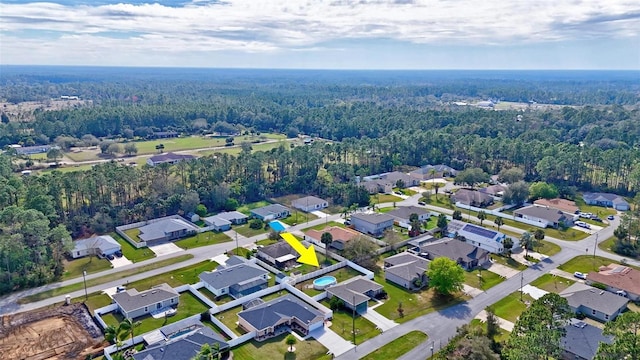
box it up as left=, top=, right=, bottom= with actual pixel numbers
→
left=313, top=276, right=337, bottom=290
left=269, top=220, right=287, bottom=232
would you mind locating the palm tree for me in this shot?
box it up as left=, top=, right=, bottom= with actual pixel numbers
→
left=533, top=229, right=545, bottom=253
left=119, top=318, right=141, bottom=345
left=494, top=216, right=504, bottom=231
left=104, top=325, right=118, bottom=344
left=321, top=232, right=333, bottom=262
left=521, top=231, right=533, bottom=257
left=478, top=211, right=487, bottom=226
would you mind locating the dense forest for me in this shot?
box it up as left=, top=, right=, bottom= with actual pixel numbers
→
left=0, top=67, right=639, bottom=294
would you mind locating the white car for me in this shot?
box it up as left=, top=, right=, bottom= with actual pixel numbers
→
left=574, top=272, right=587, bottom=280
left=575, top=221, right=591, bottom=229
left=579, top=212, right=592, bottom=218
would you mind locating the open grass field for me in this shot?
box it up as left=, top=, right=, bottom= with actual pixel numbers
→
left=558, top=255, right=638, bottom=274
left=234, top=223, right=268, bottom=237
left=199, top=140, right=291, bottom=157
left=126, top=260, right=219, bottom=291
left=321, top=301, right=380, bottom=344
left=373, top=275, right=468, bottom=323
left=174, top=231, right=232, bottom=249
left=62, top=256, right=111, bottom=280
left=111, top=232, right=156, bottom=262
left=64, top=150, right=103, bottom=162
left=302, top=221, right=346, bottom=231
left=237, top=200, right=272, bottom=215
left=231, top=332, right=331, bottom=360
left=19, top=254, right=194, bottom=304
left=529, top=274, right=576, bottom=293
left=73, top=292, right=113, bottom=313
left=370, top=194, right=403, bottom=204
left=492, top=291, right=535, bottom=323
left=536, top=240, right=562, bottom=256
left=281, top=211, right=319, bottom=226
left=102, top=291, right=210, bottom=335
left=424, top=196, right=454, bottom=209
left=462, top=269, right=505, bottom=290
left=360, top=330, right=427, bottom=360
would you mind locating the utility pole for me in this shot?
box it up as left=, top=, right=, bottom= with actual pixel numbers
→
left=352, top=295, right=356, bottom=346
left=593, top=233, right=598, bottom=259
left=82, top=270, right=88, bottom=301
left=235, top=231, right=239, bottom=254
left=520, top=270, right=524, bottom=301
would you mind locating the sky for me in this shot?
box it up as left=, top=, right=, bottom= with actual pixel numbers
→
left=1, top=0, right=639, bottom=69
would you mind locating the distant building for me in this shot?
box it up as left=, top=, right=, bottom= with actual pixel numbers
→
left=561, top=319, right=613, bottom=360
left=152, top=131, right=179, bottom=139
left=256, top=241, right=298, bottom=270
left=533, top=198, right=579, bottom=214
left=213, top=211, right=248, bottom=224
left=583, top=192, right=630, bottom=211
left=146, top=152, right=195, bottom=166
left=387, top=206, right=431, bottom=225
left=479, top=184, right=507, bottom=197
left=513, top=205, right=576, bottom=229
left=350, top=213, right=394, bottom=236
left=291, top=196, right=329, bottom=212
left=451, top=189, right=494, bottom=208
left=70, top=235, right=121, bottom=259
left=304, top=226, right=361, bottom=251
left=586, top=264, right=640, bottom=301
left=113, top=283, right=179, bottom=319
left=137, top=218, right=198, bottom=244
left=133, top=325, right=229, bottom=360
left=202, top=215, right=232, bottom=231
left=446, top=220, right=515, bottom=254
left=359, top=179, right=393, bottom=194
left=14, top=145, right=52, bottom=156
left=250, top=204, right=291, bottom=221
left=410, top=164, right=458, bottom=179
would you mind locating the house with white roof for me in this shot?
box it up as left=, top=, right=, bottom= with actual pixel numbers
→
left=446, top=220, right=516, bottom=254
left=112, top=283, right=179, bottom=319
left=583, top=192, right=630, bottom=211
left=291, top=196, right=328, bottom=212
left=199, top=256, right=268, bottom=299
left=70, top=235, right=121, bottom=259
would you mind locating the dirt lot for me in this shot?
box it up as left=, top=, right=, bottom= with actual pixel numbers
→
left=0, top=304, right=104, bottom=360
left=1, top=99, right=91, bottom=122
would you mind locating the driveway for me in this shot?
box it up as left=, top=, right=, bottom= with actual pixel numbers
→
left=485, top=262, right=520, bottom=279
left=148, top=243, right=184, bottom=257
left=311, top=210, right=330, bottom=219
left=109, top=256, right=133, bottom=268
left=474, top=310, right=514, bottom=332
left=363, top=307, right=397, bottom=332
left=309, top=326, right=354, bottom=357
left=521, top=284, right=548, bottom=300
left=571, top=224, right=604, bottom=235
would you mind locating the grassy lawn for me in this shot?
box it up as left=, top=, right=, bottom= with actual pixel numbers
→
left=123, top=228, right=142, bottom=242
left=234, top=223, right=268, bottom=237
left=228, top=247, right=252, bottom=258
left=490, top=255, right=527, bottom=271
left=127, top=260, right=219, bottom=291
left=529, top=274, right=576, bottom=293
left=237, top=200, right=272, bottom=215
left=62, top=256, right=112, bottom=279
left=321, top=301, right=380, bottom=344
left=289, top=253, right=337, bottom=276
left=424, top=195, right=454, bottom=209
left=200, top=140, right=290, bottom=157
left=492, top=291, right=535, bottom=323
left=65, top=150, right=101, bottom=162
left=174, top=231, right=232, bottom=249
left=535, top=240, right=562, bottom=256
left=575, top=198, right=617, bottom=217
left=256, top=238, right=279, bottom=246
left=361, top=330, right=427, bottom=360
left=199, top=287, right=234, bottom=305
left=111, top=232, right=155, bottom=262
left=377, top=207, right=394, bottom=213
left=370, top=194, right=404, bottom=204
left=468, top=318, right=510, bottom=343
left=462, top=269, right=505, bottom=290
left=496, top=217, right=588, bottom=241
left=19, top=254, right=194, bottom=304
left=373, top=276, right=468, bottom=323
left=231, top=332, right=331, bottom=360
left=73, top=292, right=113, bottom=313
left=302, top=221, right=346, bottom=231
left=598, top=236, right=616, bottom=253
left=295, top=267, right=364, bottom=296
left=215, top=305, right=246, bottom=335
left=281, top=211, right=318, bottom=226
left=102, top=291, right=210, bottom=335
left=558, top=255, right=638, bottom=274
left=126, top=136, right=231, bottom=155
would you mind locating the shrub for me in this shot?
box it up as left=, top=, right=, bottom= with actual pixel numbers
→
left=249, top=218, right=264, bottom=229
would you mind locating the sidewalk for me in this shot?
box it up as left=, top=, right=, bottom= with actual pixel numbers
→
left=363, top=306, right=397, bottom=332
left=474, top=310, right=514, bottom=332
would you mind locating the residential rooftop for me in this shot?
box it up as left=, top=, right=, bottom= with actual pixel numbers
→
left=587, top=264, right=640, bottom=295
left=351, top=212, right=394, bottom=225
left=238, top=294, right=323, bottom=331
left=199, top=257, right=268, bottom=291
left=112, top=283, right=179, bottom=313
left=292, top=196, right=327, bottom=208
left=560, top=282, right=629, bottom=316
left=513, top=205, right=569, bottom=223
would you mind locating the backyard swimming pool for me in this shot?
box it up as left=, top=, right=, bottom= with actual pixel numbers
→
left=269, top=220, right=287, bottom=232
left=313, top=276, right=337, bottom=290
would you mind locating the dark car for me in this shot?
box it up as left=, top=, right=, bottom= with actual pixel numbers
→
left=106, top=254, right=115, bottom=260
left=115, top=250, right=123, bottom=258
left=344, top=219, right=351, bottom=225
left=607, top=215, right=615, bottom=221
left=418, top=201, right=426, bottom=206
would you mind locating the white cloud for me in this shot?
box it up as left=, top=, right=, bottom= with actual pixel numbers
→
left=1, top=0, right=639, bottom=65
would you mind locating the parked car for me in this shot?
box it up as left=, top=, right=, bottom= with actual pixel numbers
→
left=116, top=285, right=127, bottom=293
left=579, top=212, right=593, bottom=218
left=574, top=272, right=587, bottom=280
left=115, top=250, right=123, bottom=258
left=575, top=221, right=591, bottom=229
left=607, top=215, right=615, bottom=221
left=418, top=201, right=426, bottom=206
left=106, top=254, right=115, bottom=260
left=591, top=216, right=602, bottom=222
left=344, top=219, right=351, bottom=225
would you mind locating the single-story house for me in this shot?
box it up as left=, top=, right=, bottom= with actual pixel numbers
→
left=152, top=131, right=178, bottom=139
left=586, top=264, right=640, bottom=301
left=560, top=283, right=628, bottom=322
left=350, top=213, right=394, bottom=237
left=291, top=196, right=329, bottom=212
left=479, top=184, right=507, bottom=197
left=407, top=235, right=435, bottom=249
left=133, top=326, right=229, bottom=360
left=70, top=235, right=121, bottom=259
left=250, top=204, right=291, bottom=221
left=382, top=171, right=420, bottom=188
left=513, top=205, right=576, bottom=229
left=304, top=226, right=361, bottom=251
left=533, top=198, right=579, bottom=214
left=185, top=212, right=200, bottom=223
left=146, top=152, right=195, bottom=167
left=451, top=189, right=494, bottom=208
left=410, top=164, right=458, bottom=180
left=200, top=256, right=268, bottom=299
left=420, top=239, right=490, bottom=270
left=583, top=192, right=630, bottom=211
left=137, top=218, right=198, bottom=244
left=326, top=277, right=384, bottom=313
left=15, top=144, right=52, bottom=155
left=384, top=252, right=430, bottom=290
left=446, top=220, right=514, bottom=254
left=387, top=206, right=431, bottom=225
left=561, top=319, right=613, bottom=360
left=360, top=179, right=393, bottom=194
left=113, top=283, right=179, bottom=319
left=237, top=295, right=324, bottom=340
left=256, top=241, right=298, bottom=270
left=214, top=211, right=248, bottom=224
left=202, top=215, right=232, bottom=231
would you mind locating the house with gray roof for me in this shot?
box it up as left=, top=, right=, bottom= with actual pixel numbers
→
left=351, top=213, right=394, bottom=236
left=383, top=252, right=430, bottom=290
left=445, top=220, right=514, bottom=254
left=113, top=283, right=179, bottom=319
left=583, top=192, right=630, bottom=211
left=451, top=189, right=494, bottom=207
left=256, top=241, right=298, bottom=270
left=133, top=326, right=229, bottom=360
left=387, top=206, right=431, bottom=225
left=410, top=164, right=458, bottom=180
left=360, top=179, right=393, bottom=194
left=561, top=319, right=613, bottom=360
left=382, top=171, right=420, bottom=188
left=199, top=256, right=268, bottom=299
left=420, top=239, right=490, bottom=270
left=214, top=211, right=248, bottom=224
left=292, top=196, right=329, bottom=212
left=202, top=215, right=232, bottom=231
left=14, top=144, right=52, bottom=155
left=137, top=218, right=198, bottom=244
left=146, top=152, right=195, bottom=167
left=250, top=204, right=291, bottom=221
left=70, top=235, right=121, bottom=259
left=237, top=295, right=325, bottom=340
left=560, top=282, right=628, bottom=322
left=513, top=205, right=576, bottom=229
left=325, top=277, right=383, bottom=313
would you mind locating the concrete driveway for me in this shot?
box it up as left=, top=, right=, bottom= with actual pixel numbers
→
left=310, top=326, right=354, bottom=357
left=109, top=256, right=133, bottom=268
left=485, top=262, right=521, bottom=279
left=148, top=243, right=184, bottom=257
left=521, top=284, right=548, bottom=300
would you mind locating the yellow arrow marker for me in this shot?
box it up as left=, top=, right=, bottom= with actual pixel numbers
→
left=280, top=232, right=319, bottom=267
